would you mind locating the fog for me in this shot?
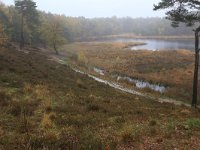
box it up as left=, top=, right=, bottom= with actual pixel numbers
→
left=2, top=0, right=165, bottom=18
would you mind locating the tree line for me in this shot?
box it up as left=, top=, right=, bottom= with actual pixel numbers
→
left=0, top=0, right=193, bottom=50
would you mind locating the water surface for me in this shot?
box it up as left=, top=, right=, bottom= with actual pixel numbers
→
left=116, top=75, right=165, bottom=93
left=115, top=38, right=194, bottom=51
left=93, top=67, right=166, bottom=93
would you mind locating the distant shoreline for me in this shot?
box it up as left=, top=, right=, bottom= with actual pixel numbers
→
left=104, top=34, right=194, bottom=39
left=78, top=34, right=194, bottom=42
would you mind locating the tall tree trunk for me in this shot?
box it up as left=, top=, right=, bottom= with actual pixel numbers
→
left=53, top=42, right=58, bottom=55
left=192, top=31, right=199, bottom=107
left=20, top=13, right=24, bottom=49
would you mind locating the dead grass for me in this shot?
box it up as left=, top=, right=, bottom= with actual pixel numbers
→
left=62, top=42, right=198, bottom=103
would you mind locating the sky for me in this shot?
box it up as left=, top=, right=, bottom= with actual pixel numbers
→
left=1, top=0, right=165, bottom=18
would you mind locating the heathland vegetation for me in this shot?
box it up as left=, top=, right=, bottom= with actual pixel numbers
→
left=62, top=42, right=199, bottom=103
left=1, top=38, right=200, bottom=150
left=0, top=0, right=200, bottom=149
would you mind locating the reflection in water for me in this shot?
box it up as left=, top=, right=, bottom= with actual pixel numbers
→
left=115, top=38, right=194, bottom=51
left=55, top=58, right=192, bottom=107
left=73, top=67, right=191, bottom=107
left=116, top=76, right=165, bottom=93
left=93, top=67, right=166, bottom=93
left=94, top=67, right=105, bottom=75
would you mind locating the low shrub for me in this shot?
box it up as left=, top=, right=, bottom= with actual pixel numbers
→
left=118, top=124, right=142, bottom=143
left=80, top=128, right=103, bottom=150
left=87, top=104, right=100, bottom=112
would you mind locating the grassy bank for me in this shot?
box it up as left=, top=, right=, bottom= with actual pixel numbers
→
left=0, top=45, right=200, bottom=149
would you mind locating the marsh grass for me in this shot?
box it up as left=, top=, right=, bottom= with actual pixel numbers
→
left=63, top=42, right=198, bottom=103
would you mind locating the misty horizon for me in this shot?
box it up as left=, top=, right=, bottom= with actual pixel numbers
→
left=1, top=0, right=165, bottom=18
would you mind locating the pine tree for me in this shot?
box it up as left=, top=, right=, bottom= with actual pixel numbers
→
left=15, top=0, right=38, bottom=49
left=154, top=0, right=200, bottom=107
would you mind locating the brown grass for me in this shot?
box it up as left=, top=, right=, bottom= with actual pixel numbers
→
left=63, top=42, right=198, bottom=102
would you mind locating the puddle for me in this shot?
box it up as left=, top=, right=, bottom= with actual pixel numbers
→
left=94, top=67, right=105, bottom=75
left=116, top=76, right=166, bottom=93
left=92, top=67, right=166, bottom=93
left=72, top=67, right=191, bottom=107
left=72, top=68, right=143, bottom=96
left=53, top=57, right=194, bottom=108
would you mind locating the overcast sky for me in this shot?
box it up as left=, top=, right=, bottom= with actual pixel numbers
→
left=2, top=0, right=165, bottom=18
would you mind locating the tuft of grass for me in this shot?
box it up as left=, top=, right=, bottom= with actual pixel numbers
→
left=76, top=79, right=87, bottom=89
left=80, top=128, right=103, bottom=150
left=30, top=129, right=59, bottom=149
left=118, top=124, right=142, bottom=143
left=185, top=118, right=200, bottom=129
left=41, top=113, right=54, bottom=129
left=34, top=85, right=50, bottom=100
left=149, top=119, right=157, bottom=126
left=41, top=98, right=52, bottom=113
left=23, top=83, right=33, bottom=94
left=87, top=104, right=100, bottom=112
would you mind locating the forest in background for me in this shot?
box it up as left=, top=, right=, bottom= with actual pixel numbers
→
left=0, top=1, right=193, bottom=47
left=1, top=1, right=200, bottom=149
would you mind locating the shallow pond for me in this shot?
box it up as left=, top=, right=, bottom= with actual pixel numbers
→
left=116, top=76, right=165, bottom=93
left=115, top=38, right=195, bottom=51
left=93, top=67, right=166, bottom=93
left=71, top=67, right=191, bottom=107
left=94, top=67, right=105, bottom=75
